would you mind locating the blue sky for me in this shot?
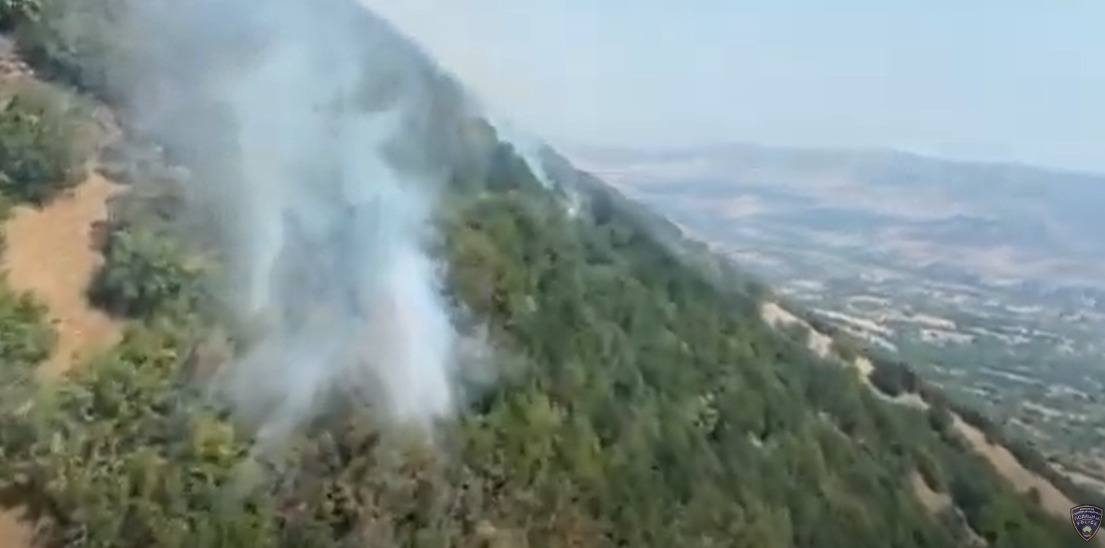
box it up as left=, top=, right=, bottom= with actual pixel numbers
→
left=363, top=1, right=1104, bottom=172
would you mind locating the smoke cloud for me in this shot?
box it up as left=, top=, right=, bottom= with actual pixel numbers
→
left=121, top=0, right=473, bottom=443
left=486, top=116, right=553, bottom=189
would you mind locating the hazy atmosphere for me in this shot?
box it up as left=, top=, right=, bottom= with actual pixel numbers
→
left=2, top=0, right=1105, bottom=545
left=365, top=0, right=1104, bottom=173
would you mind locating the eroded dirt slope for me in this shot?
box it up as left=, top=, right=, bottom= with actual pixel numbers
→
left=951, top=416, right=1078, bottom=516
left=2, top=173, right=124, bottom=377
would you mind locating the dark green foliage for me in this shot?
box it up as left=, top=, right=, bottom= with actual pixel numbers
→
left=0, top=325, right=282, bottom=548
left=869, top=355, right=921, bottom=396
left=88, top=227, right=201, bottom=319
left=0, top=81, right=84, bottom=203
left=0, top=0, right=40, bottom=29
left=928, top=400, right=956, bottom=436
left=10, top=0, right=132, bottom=99
left=0, top=278, right=54, bottom=373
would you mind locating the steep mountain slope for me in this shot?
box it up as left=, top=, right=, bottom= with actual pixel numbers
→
left=0, top=1, right=1096, bottom=547
left=571, top=143, right=1105, bottom=491
left=756, top=299, right=1089, bottom=524
left=0, top=39, right=127, bottom=548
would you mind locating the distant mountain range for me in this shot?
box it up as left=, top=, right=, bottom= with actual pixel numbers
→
left=566, top=143, right=1105, bottom=291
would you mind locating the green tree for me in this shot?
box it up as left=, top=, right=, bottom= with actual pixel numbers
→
left=88, top=227, right=201, bottom=319
left=0, top=81, right=84, bottom=203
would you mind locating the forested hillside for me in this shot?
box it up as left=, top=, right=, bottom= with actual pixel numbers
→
left=0, top=1, right=1095, bottom=547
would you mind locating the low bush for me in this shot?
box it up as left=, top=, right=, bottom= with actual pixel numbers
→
left=0, top=80, right=84, bottom=203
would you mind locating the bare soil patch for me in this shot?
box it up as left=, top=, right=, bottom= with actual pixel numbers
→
left=2, top=173, right=125, bottom=377
left=0, top=510, right=33, bottom=548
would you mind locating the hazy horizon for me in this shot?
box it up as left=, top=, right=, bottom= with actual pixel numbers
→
left=562, top=141, right=1105, bottom=179
left=362, top=1, right=1104, bottom=174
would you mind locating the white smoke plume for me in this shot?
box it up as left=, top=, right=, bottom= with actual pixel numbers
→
left=484, top=114, right=588, bottom=218
left=486, top=115, right=554, bottom=189
left=120, top=0, right=474, bottom=444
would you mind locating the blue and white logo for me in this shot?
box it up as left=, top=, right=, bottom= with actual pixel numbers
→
left=1071, top=504, right=1103, bottom=542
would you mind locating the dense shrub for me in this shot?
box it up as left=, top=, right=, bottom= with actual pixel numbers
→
left=868, top=355, right=921, bottom=396
left=88, top=228, right=201, bottom=319
left=0, top=278, right=54, bottom=371
left=0, top=326, right=282, bottom=548
left=0, top=81, right=84, bottom=202
left=11, top=0, right=132, bottom=98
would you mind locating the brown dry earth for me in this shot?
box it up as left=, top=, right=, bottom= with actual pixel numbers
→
left=4, top=173, right=124, bottom=376
left=0, top=511, right=32, bottom=548
left=950, top=416, right=1078, bottom=515
left=0, top=173, right=125, bottom=548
